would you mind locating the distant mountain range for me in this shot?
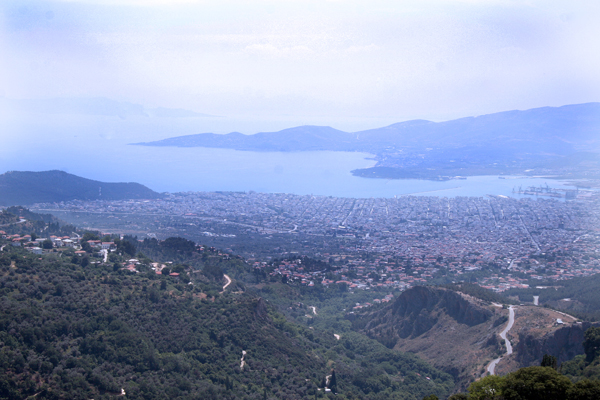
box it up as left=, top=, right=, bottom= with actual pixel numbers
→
left=132, top=102, right=600, bottom=179
left=0, top=97, right=218, bottom=119
left=0, top=170, right=163, bottom=206
left=133, top=103, right=600, bottom=154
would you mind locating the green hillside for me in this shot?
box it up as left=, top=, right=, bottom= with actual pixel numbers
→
left=0, top=228, right=453, bottom=399
left=447, top=327, right=600, bottom=400
left=504, top=273, right=600, bottom=321
left=0, top=170, right=163, bottom=206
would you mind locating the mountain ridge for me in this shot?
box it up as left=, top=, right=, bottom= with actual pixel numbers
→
left=133, top=102, right=600, bottom=155
left=0, top=170, right=163, bottom=206
left=132, top=102, right=600, bottom=179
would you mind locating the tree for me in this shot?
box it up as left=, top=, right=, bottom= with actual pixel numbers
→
left=329, top=369, right=337, bottom=393
left=204, top=264, right=223, bottom=281
left=468, top=375, right=505, bottom=400
left=422, top=396, right=438, bottom=400
left=567, top=379, right=600, bottom=400
left=502, top=366, right=572, bottom=400
left=82, top=231, right=99, bottom=242
left=42, top=239, right=53, bottom=249
left=81, top=241, right=92, bottom=253
left=447, top=394, right=468, bottom=400
left=108, top=252, right=120, bottom=263
left=541, top=354, right=558, bottom=370
left=116, top=238, right=136, bottom=257
left=583, top=327, right=600, bottom=363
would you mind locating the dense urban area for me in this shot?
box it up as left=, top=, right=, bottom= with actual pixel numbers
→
left=28, top=189, right=600, bottom=295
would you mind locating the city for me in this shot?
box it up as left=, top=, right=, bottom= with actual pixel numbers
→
left=31, top=190, right=600, bottom=294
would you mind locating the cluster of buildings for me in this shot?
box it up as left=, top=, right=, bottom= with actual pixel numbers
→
left=31, top=190, right=600, bottom=292
left=0, top=228, right=116, bottom=256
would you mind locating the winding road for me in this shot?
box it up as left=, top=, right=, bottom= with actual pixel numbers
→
left=487, top=306, right=515, bottom=375
left=0, top=218, right=26, bottom=228
left=221, top=274, right=232, bottom=293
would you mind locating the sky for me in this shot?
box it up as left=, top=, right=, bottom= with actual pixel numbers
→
left=1, top=0, right=599, bottom=125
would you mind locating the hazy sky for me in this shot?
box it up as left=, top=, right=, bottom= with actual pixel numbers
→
left=1, top=0, right=599, bottom=122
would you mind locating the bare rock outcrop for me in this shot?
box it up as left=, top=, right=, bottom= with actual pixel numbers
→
left=515, top=321, right=600, bottom=367
left=353, top=286, right=502, bottom=389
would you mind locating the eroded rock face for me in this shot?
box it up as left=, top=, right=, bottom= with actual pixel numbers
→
left=362, top=286, right=493, bottom=342
left=353, top=286, right=502, bottom=389
left=515, top=322, right=600, bottom=366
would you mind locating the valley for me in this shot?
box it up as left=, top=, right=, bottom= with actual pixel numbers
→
left=3, top=0, right=600, bottom=396
left=1, top=171, right=600, bottom=398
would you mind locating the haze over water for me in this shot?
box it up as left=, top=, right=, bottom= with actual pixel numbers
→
left=1, top=0, right=597, bottom=199
left=0, top=114, right=578, bottom=198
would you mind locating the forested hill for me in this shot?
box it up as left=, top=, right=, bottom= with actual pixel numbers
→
left=0, top=170, right=163, bottom=206
left=0, top=227, right=453, bottom=399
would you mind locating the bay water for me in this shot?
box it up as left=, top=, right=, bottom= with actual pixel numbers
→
left=0, top=113, right=578, bottom=198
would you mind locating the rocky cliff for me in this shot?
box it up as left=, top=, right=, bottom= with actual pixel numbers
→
left=514, top=321, right=600, bottom=367
left=357, top=286, right=494, bottom=341
left=353, top=286, right=504, bottom=388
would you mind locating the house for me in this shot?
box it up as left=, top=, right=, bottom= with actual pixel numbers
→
left=124, top=264, right=137, bottom=272
left=29, top=247, right=43, bottom=255
left=101, top=242, right=115, bottom=250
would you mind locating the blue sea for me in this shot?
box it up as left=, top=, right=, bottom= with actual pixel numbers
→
left=0, top=113, right=579, bottom=198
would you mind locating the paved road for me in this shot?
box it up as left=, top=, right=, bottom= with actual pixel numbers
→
left=221, top=274, right=232, bottom=292
left=240, top=350, right=247, bottom=370
left=0, top=218, right=26, bottom=228
left=487, top=306, right=516, bottom=375
left=518, top=215, right=540, bottom=251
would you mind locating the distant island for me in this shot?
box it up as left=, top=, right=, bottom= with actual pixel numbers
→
left=0, top=170, right=163, bottom=206
left=132, top=103, right=600, bottom=181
